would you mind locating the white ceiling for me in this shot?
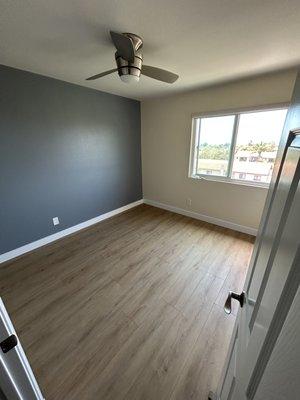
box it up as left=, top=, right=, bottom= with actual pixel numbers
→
left=1, top=0, right=300, bottom=100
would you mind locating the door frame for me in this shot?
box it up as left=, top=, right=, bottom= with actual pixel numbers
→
left=0, top=297, right=44, bottom=400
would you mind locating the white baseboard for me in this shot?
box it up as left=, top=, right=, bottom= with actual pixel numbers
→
left=144, top=199, right=257, bottom=236
left=0, top=197, right=256, bottom=265
left=0, top=199, right=143, bottom=264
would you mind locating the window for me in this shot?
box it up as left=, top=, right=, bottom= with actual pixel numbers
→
left=192, top=115, right=235, bottom=177
left=189, top=107, right=288, bottom=186
left=253, top=175, right=261, bottom=182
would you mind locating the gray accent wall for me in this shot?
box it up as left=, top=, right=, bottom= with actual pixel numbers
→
left=0, top=65, right=142, bottom=254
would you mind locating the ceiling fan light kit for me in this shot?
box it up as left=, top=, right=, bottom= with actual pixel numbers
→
left=86, top=31, right=179, bottom=84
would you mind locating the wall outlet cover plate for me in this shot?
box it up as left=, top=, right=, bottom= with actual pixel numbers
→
left=53, top=217, right=60, bottom=226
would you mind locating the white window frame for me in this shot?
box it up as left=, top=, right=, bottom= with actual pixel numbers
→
left=188, top=103, right=289, bottom=188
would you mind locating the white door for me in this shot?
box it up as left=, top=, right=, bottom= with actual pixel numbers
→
left=214, top=126, right=300, bottom=400
left=0, top=298, right=44, bottom=400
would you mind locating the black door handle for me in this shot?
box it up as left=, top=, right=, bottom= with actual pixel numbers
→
left=0, top=334, right=18, bottom=353
left=224, top=291, right=245, bottom=314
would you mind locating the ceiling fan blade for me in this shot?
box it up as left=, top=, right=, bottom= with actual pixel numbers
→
left=86, top=68, right=117, bottom=81
left=110, top=31, right=135, bottom=63
left=141, top=65, right=179, bottom=84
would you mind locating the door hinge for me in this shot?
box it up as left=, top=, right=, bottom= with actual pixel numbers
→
left=0, top=334, right=18, bottom=353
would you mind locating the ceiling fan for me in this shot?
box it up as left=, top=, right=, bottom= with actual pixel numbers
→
left=86, top=31, right=179, bottom=84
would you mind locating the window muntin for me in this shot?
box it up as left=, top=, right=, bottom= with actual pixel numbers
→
left=190, top=107, right=288, bottom=186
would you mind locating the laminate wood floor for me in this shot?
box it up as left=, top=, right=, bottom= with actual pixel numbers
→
left=0, top=205, right=254, bottom=400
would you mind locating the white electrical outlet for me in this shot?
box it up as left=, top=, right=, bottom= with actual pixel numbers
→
left=53, top=217, right=60, bottom=226
left=187, top=198, right=192, bottom=207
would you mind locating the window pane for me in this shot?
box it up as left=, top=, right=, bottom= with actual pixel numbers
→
left=231, top=109, right=287, bottom=184
left=196, top=115, right=235, bottom=176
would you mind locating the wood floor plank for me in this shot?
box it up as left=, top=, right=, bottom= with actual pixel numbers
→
left=170, top=304, right=236, bottom=400
left=122, top=308, right=210, bottom=400
left=0, top=204, right=254, bottom=400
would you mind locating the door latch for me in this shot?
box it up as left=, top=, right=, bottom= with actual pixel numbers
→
left=224, top=291, right=245, bottom=314
left=0, top=334, right=18, bottom=353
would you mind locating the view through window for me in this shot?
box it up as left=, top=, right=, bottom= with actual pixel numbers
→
left=191, top=108, right=288, bottom=185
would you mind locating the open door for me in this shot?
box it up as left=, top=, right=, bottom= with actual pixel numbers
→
left=212, top=72, right=300, bottom=400
left=0, top=298, right=44, bottom=400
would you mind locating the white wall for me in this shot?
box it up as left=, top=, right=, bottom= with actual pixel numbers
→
left=141, top=70, right=297, bottom=232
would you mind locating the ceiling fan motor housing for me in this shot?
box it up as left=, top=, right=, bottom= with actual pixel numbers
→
left=115, top=51, right=142, bottom=79
left=115, top=33, right=143, bottom=80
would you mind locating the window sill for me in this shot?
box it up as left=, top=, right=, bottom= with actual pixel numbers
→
left=189, top=174, right=270, bottom=189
